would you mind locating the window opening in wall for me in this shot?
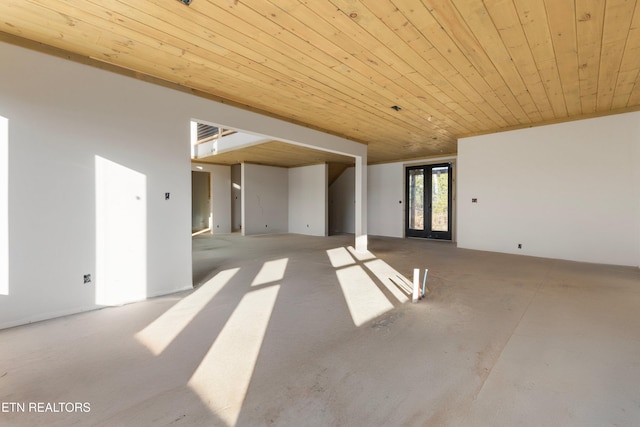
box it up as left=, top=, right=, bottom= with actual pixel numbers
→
left=405, top=163, right=452, bottom=240
left=190, top=120, right=236, bottom=160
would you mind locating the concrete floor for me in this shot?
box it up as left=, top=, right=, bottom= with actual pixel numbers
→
left=1, top=233, right=640, bottom=426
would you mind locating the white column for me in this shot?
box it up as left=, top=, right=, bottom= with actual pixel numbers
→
left=355, top=154, right=368, bottom=252
left=0, top=116, right=7, bottom=296
left=240, top=163, right=246, bottom=236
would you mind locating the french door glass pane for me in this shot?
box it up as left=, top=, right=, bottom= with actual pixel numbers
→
left=408, top=168, right=424, bottom=230
left=431, top=166, right=448, bottom=232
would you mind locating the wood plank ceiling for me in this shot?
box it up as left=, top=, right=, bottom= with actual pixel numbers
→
left=1, top=0, right=640, bottom=166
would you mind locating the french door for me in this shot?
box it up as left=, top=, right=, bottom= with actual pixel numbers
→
left=406, top=163, right=452, bottom=240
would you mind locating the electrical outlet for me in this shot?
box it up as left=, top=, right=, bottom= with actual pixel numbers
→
left=165, top=192, right=170, bottom=200
left=517, top=243, right=522, bottom=249
left=84, top=274, right=92, bottom=284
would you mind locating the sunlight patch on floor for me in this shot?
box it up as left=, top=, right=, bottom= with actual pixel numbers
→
left=326, top=247, right=357, bottom=268
left=337, top=265, right=394, bottom=327
left=188, top=285, right=280, bottom=426
left=346, top=246, right=377, bottom=262
left=135, top=268, right=239, bottom=355
left=251, top=258, right=288, bottom=287
left=363, top=259, right=411, bottom=303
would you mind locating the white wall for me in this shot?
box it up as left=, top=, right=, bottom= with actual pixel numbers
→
left=329, top=167, right=355, bottom=234
left=242, top=163, right=288, bottom=235
left=0, top=41, right=364, bottom=328
left=288, top=164, right=327, bottom=236
left=368, top=163, right=405, bottom=238
left=0, top=42, right=193, bottom=328
left=634, top=118, right=640, bottom=268
left=0, top=116, right=7, bottom=296
left=458, top=112, right=640, bottom=266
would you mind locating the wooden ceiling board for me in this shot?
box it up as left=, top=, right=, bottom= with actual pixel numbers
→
left=450, top=0, right=543, bottom=122
left=542, top=0, right=582, bottom=116
left=576, top=0, right=606, bottom=114
left=514, top=0, right=569, bottom=118
left=236, top=0, right=461, bottom=142
left=174, top=0, right=459, bottom=157
left=260, top=0, right=466, bottom=135
left=1, top=0, right=640, bottom=167
left=365, top=0, right=510, bottom=128
left=332, top=0, right=485, bottom=132
left=486, top=0, right=556, bottom=120
left=597, top=0, right=637, bottom=110
left=612, top=2, right=640, bottom=108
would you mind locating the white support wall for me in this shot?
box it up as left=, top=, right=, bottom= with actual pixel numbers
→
left=210, top=165, right=232, bottom=234
left=288, top=164, right=327, bottom=236
left=355, top=155, right=368, bottom=251
left=242, top=163, right=289, bottom=235
left=368, top=162, right=406, bottom=238
left=635, top=118, right=640, bottom=268
left=458, top=112, right=640, bottom=266
left=0, top=116, right=7, bottom=297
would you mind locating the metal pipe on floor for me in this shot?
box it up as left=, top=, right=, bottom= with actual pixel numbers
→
left=422, top=269, right=429, bottom=298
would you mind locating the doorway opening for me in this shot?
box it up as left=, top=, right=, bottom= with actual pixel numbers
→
left=406, top=163, right=452, bottom=240
left=192, top=170, right=211, bottom=235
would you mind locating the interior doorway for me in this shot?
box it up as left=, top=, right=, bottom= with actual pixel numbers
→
left=406, top=163, right=452, bottom=240
left=192, top=170, right=211, bottom=234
